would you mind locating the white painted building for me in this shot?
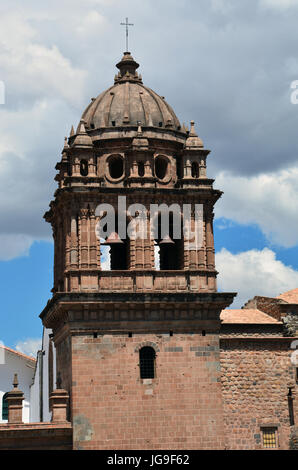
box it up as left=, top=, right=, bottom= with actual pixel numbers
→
left=0, top=345, right=36, bottom=423
left=30, top=327, right=56, bottom=423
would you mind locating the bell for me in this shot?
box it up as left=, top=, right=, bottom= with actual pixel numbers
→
left=102, top=232, right=124, bottom=245
left=159, top=235, right=175, bottom=245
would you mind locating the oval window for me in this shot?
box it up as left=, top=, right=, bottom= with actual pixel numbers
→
left=109, top=155, right=124, bottom=179
left=155, top=157, right=168, bottom=180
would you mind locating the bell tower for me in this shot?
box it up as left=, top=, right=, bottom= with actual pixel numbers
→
left=40, top=52, right=235, bottom=450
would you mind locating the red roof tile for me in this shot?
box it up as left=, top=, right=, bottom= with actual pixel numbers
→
left=277, top=288, right=298, bottom=304
left=220, top=309, right=281, bottom=324
left=2, top=346, right=36, bottom=363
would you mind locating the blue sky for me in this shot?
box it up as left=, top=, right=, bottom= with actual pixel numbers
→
left=2, top=217, right=298, bottom=352
left=1, top=0, right=298, bottom=355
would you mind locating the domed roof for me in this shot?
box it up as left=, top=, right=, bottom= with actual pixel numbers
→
left=81, top=53, right=181, bottom=131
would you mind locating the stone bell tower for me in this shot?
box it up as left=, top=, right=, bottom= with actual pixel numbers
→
left=40, top=52, right=235, bottom=450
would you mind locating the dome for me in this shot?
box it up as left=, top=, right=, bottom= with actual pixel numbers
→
left=81, top=52, right=181, bottom=131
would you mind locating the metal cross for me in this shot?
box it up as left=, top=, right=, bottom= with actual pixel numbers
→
left=120, top=17, right=134, bottom=52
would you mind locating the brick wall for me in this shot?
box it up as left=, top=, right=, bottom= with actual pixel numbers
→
left=220, top=339, right=296, bottom=449
left=0, top=423, right=72, bottom=450
left=71, top=332, right=225, bottom=450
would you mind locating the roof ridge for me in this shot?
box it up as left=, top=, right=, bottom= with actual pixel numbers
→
left=1, top=345, right=37, bottom=363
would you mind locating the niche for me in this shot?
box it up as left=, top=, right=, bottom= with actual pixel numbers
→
left=80, top=159, right=88, bottom=176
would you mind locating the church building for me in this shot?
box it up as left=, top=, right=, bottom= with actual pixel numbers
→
left=0, top=52, right=297, bottom=450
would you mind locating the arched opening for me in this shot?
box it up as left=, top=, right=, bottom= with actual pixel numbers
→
left=101, top=214, right=130, bottom=270
left=153, top=212, right=184, bottom=270
left=108, top=155, right=124, bottom=179
left=67, top=155, right=72, bottom=176
left=191, top=161, right=199, bottom=178
left=2, top=393, right=8, bottom=421
left=80, top=159, right=88, bottom=176
left=155, top=156, right=168, bottom=180
left=139, top=347, right=156, bottom=379
left=138, top=161, right=145, bottom=177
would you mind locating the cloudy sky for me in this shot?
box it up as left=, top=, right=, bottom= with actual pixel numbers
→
left=1, top=0, right=298, bottom=355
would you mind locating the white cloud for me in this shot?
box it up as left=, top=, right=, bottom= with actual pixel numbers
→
left=215, top=166, right=298, bottom=247
left=0, top=234, right=35, bottom=261
left=0, top=12, right=87, bottom=107
left=15, top=338, right=42, bottom=358
left=0, top=0, right=297, bottom=262
left=216, top=247, right=298, bottom=307
left=76, top=11, right=108, bottom=35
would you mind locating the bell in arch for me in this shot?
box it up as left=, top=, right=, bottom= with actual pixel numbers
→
left=159, top=234, right=175, bottom=245
left=102, top=232, right=124, bottom=245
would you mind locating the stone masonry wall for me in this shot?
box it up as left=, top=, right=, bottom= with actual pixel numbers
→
left=220, top=339, right=296, bottom=450
left=71, top=332, right=225, bottom=450
left=56, top=335, right=72, bottom=420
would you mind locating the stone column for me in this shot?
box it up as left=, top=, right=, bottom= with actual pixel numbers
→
left=199, top=156, right=207, bottom=178
left=70, top=214, right=78, bottom=268
left=184, top=157, right=191, bottom=178
left=80, top=208, right=89, bottom=268
left=144, top=156, right=153, bottom=177
left=6, top=374, right=24, bottom=424
left=49, top=389, right=69, bottom=423
left=205, top=210, right=215, bottom=270
left=89, top=208, right=97, bottom=269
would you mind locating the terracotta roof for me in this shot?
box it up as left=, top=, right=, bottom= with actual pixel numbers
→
left=1, top=346, right=36, bottom=363
left=220, top=309, right=282, bottom=324
left=277, top=288, right=298, bottom=304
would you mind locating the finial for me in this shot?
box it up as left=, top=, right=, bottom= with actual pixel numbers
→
left=70, top=125, right=75, bottom=137
left=63, top=136, right=69, bottom=149
left=13, top=373, right=18, bottom=389
left=137, top=121, right=142, bottom=136
left=72, top=120, right=93, bottom=148
left=189, top=120, right=197, bottom=136
left=185, top=120, right=204, bottom=148
left=76, top=119, right=87, bottom=135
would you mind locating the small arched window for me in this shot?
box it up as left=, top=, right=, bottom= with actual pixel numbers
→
left=80, top=159, right=88, bottom=176
left=2, top=393, right=8, bottom=420
left=67, top=156, right=72, bottom=176
left=191, top=161, right=199, bottom=178
left=139, top=347, right=156, bottom=379
left=138, top=161, right=145, bottom=177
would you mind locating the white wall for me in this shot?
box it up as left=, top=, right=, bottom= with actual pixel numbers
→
left=30, top=327, right=56, bottom=423
left=0, top=348, right=36, bottom=423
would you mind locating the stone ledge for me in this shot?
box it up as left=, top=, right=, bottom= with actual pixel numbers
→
left=0, top=422, right=72, bottom=450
